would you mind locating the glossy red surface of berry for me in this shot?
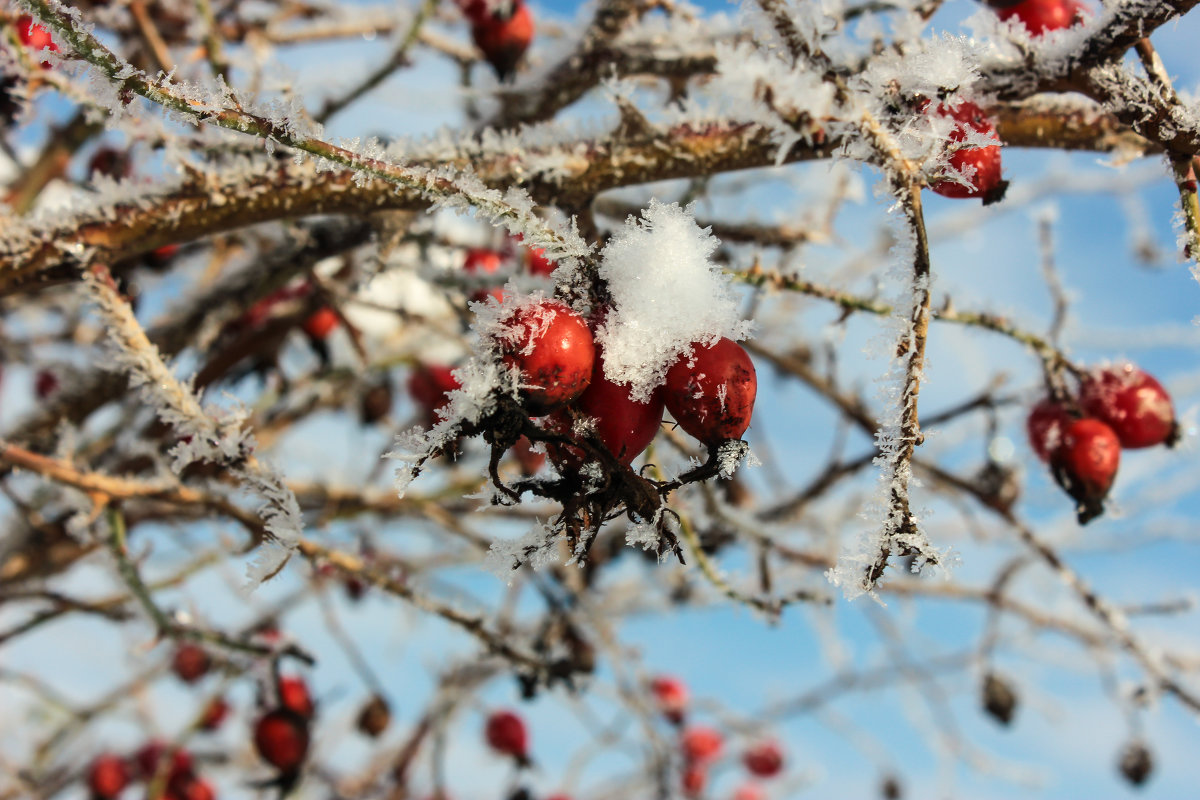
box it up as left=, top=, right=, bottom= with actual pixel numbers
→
left=485, top=709, right=529, bottom=760
left=254, top=709, right=310, bottom=773
left=407, top=364, right=461, bottom=424
left=278, top=675, right=315, bottom=719
left=463, top=248, right=502, bottom=274
left=496, top=300, right=595, bottom=414
left=929, top=101, right=1003, bottom=200
left=743, top=740, right=784, bottom=778
left=664, top=338, right=757, bottom=443
left=302, top=306, right=339, bottom=340
left=526, top=246, right=555, bottom=277
left=1079, top=364, right=1176, bottom=449
left=1026, top=397, right=1073, bottom=462
left=650, top=675, right=689, bottom=723
left=548, top=358, right=664, bottom=470
left=171, top=642, right=211, bottom=684
left=681, top=726, right=723, bottom=763
left=17, top=16, right=58, bottom=68
left=1055, top=418, right=1120, bottom=496
left=86, top=753, right=130, bottom=800
left=997, top=0, right=1088, bottom=35
left=471, top=1, right=534, bottom=81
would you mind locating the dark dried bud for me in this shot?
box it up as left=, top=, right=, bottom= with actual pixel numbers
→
left=881, top=775, right=902, bottom=800
left=1118, top=740, right=1153, bottom=787
left=982, top=672, right=1018, bottom=725
left=356, top=694, right=391, bottom=738
left=360, top=380, right=393, bottom=425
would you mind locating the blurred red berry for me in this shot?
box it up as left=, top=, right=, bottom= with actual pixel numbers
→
left=470, top=0, right=534, bottom=81
left=407, top=364, right=461, bottom=425
left=171, top=643, right=211, bottom=684
left=485, top=709, right=530, bottom=765
left=464, top=248, right=503, bottom=274
left=17, top=15, right=58, bottom=68
left=682, top=763, right=707, bottom=796
left=86, top=753, right=129, bottom=800
left=681, top=725, right=723, bottom=763
left=34, top=369, right=58, bottom=400
left=278, top=675, right=315, bottom=719
left=302, top=306, right=339, bottom=340
left=650, top=675, right=689, bottom=724
left=1026, top=397, right=1072, bottom=462
left=199, top=696, right=230, bottom=731
left=133, top=741, right=193, bottom=783
left=254, top=708, right=310, bottom=773
left=1079, top=364, right=1176, bottom=449
left=733, top=783, right=767, bottom=800
left=928, top=101, right=1004, bottom=201
left=743, top=740, right=784, bottom=778
left=526, top=246, right=555, bottom=277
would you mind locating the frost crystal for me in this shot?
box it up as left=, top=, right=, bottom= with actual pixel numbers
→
left=596, top=201, right=753, bottom=402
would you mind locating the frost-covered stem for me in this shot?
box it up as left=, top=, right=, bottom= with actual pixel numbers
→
left=1082, top=65, right=1200, bottom=156
left=731, top=268, right=1078, bottom=374
left=295, top=539, right=548, bottom=671
left=316, top=0, right=438, bottom=124
left=864, top=184, right=933, bottom=593
left=1176, top=158, right=1200, bottom=271
left=754, top=0, right=824, bottom=69
left=17, top=0, right=575, bottom=259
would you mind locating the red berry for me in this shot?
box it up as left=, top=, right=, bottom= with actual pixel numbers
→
left=278, top=675, right=315, bottom=719
left=743, top=740, right=784, bottom=778
left=1026, top=397, right=1072, bottom=462
left=485, top=709, right=529, bottom=763
left=681, top=726, right=723, bottom=763
left=133, top=741, right=193, bottom=783
left=471, top=1, right=534, bottom=81
left=548, top=357, right=665, bottom=470
left=254, top=709, right=310, bottom=773
left=733, top=783, right=767, bottom=800
left=650, top=675, right=689, bottom=724
left=199, top=696, right=230, bottom=731
left=17, top=16, right=57, bottom=68
left=664, top=338, right=757, bottom=444
left=182, top=778, right=216, bottom=800
left=171, top=643, right=211, bottom=684
left=494, top=300, right=595, bottom=414
left=86, top=753, right=129, bottom=800
left=34, top=369, right=58, bottom=400
left=88, top=147, right=132, bottom=180
left=464, top=248, right=503, bottom=274
left=1054, top=418, right=1121, bottom=497
left=1079, top=364, right=1176, bottom=449
left=997, top=0, right=1088, bottom=35
left=526, top=246, right=555, bottom=277
left=928, top=101, right=1003, bottom=200
left=681, top=763, right=707, bottom=796
left=302, top=307, right=339, bottom=340
left=407, top=364, right=461, bottom=425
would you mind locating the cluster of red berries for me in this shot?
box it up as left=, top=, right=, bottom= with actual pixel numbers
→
left=650, top=676, right=786, bottom=798
left=487, top=299, right=757, bottom=470
left=86, top=741, right=215, bottom=800
left=984, top=0, right=1088, bottom=36
left=1027, top=363, right=1176, bottom=523
left=456, top=0, right=534, bottom=81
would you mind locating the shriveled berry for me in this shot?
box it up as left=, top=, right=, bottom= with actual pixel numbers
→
left=470, top=0, right=534, bottom=81
left=997, top=0, right=1088, bottom=35
left=356, top=694, right=391, bottom=738
left=664, top=338, right=756, bottom=444
left=485, top=709, right=530, bottom=765
left=1118, top=740, right=1153, bottom=787
left=650, top=675, right=689, bottom=724
left=494, top=300, right=595, bottom=414
left=1079, top=364, right=1176, bottom=449
left=1026, top=397, right=1072, bottom=462
left=254, top=708, right=310, bottom=773
left=928, top=101, right=1004, bottom=202
left=681, top=725, right=723, bottom=763
left=743, top=740, right=784, bottom=778
left=86, top=753, right=129, bottom=800
left=199, top=696, right=230, bottom=731
left=981, top=673, right=1018, bottom=726
left=171, top=643, right=211, bottom=684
